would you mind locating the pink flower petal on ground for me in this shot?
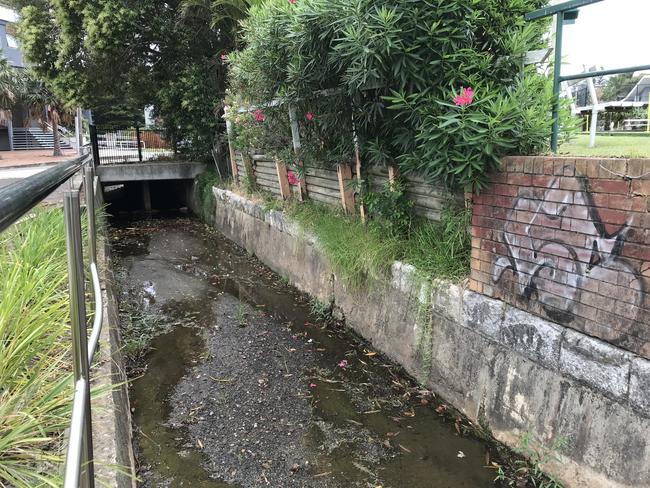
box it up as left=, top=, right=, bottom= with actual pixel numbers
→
left=338, top=359, right=348, bottom=368
left=309, top=383, right=317, bottom=388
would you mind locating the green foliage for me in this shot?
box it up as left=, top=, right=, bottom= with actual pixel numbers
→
left=194, top=170, right=223, bottom=221
left=602, top=73, right=640, bottom=102
left=288, top=201, right=402, bottom=288
left=13, top=0, right=255, bottom=161
left=227, top=0, right=561, bottom=190
left=309, top=297, right=331, bottom=321
left=363, top=178, right=413, bottom=238
left=496, top=432, right=567, bottom=488
left=287, top=199, right=470, bottom=287
left=404, top=207, right=471, bottom=281
left=0, top=207, right=83, bottom=486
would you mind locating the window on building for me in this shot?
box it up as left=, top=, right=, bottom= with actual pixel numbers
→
left=6, top=34, right=18, bottom=49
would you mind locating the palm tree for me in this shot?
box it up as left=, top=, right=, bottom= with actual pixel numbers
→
left=0, top=57, right=16, bottom=128
left=16, top=70, right=73, bottom=156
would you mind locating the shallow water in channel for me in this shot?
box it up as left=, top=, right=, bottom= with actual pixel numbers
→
left=111, top=214, right=496, bottom=488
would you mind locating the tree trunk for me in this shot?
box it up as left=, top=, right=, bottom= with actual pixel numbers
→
left=52, top=108, right=62, bottom=157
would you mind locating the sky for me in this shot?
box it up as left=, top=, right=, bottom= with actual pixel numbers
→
left=555, top=0, right=650, bottom=75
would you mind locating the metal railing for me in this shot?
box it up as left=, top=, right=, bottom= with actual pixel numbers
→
left=0, top=152, right=103, bottom=488
left=90, top=124, right=174, bottom=165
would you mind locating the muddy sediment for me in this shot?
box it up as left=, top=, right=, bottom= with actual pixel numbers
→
left=111, top=215, right=495, bottom=488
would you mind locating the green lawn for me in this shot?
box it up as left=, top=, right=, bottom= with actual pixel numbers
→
left=559, top=134, right=650, bottom=158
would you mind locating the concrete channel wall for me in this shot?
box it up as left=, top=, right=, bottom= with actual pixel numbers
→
left=92, top=239, right=137, bottom=488
left=206, top=187, right=650, bottom=488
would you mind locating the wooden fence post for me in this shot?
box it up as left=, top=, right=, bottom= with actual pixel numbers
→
left=224, top=107, right=239, bottom=182
left=352, top=121, right=366, bottom=223
left=275, top=158, right=291, bottom=199
left=288, top=105, right=307, bottom=200
left=388, top=165, right=398, bottom=188
left=243, top=152, right=257, bottom=191
left=337, top=164, right=355, bottom=213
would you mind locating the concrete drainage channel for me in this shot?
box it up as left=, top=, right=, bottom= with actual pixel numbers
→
left=108, top=214, right=499, bottom=488
left=95, top=185, right=650, bottom=488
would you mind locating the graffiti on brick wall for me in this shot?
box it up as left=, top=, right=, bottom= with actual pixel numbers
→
left=492, top=165, right=646, bottom=324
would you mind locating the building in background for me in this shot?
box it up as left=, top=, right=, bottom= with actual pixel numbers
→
left=0, top=5, right=73, bottom=151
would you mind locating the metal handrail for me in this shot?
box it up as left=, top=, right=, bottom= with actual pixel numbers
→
left=87, top=262, right=103, bottom=364
left=0, top=153, right=103, bottom=488
left=63, top=378, right=88, bottom=488
left=0, top=154, right=90, bottom=233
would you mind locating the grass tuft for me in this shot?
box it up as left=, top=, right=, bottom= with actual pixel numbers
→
left=0, top=207, right=85, bottom=487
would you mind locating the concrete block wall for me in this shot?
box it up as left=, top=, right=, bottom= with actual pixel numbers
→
left=470, top=156, right=650, bottom=359
left=207, top=187, right=650, bottom=488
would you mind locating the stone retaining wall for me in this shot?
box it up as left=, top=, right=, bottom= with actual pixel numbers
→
left=208, top=187, right=650, bottom=488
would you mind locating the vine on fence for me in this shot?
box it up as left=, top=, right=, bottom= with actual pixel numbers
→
left=225, top=0, right=574, bottom=192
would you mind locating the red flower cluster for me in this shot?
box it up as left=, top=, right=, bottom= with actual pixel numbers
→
left=453, top=87, right=474, bottom=107
left=287, top=171, right=299, bottom=186
left=306, top=112, right=314, bottom=121
left=253, top=109, right=265, bottom=122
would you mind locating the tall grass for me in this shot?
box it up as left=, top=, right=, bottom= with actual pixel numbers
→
left=404, top=207, right=471, bottom=281
left=0, top=207, right=83, bottom=487
left=287, top=201, right=470, bottom=287
left=289, top=202, right=403, bottom=288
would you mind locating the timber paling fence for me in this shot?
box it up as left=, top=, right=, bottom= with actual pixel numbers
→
left=226, top=100, right=461, bottom=222
left=232, top=151, right=450, bottom=221
left=0, top=152, right=104, bottom=488
left=230, top=148, right=458, bottom=222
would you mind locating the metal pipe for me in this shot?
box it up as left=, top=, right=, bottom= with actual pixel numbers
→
left=0, top=155, right=90, bottom=234
left=63, top=191, right=95, bottom=488
left=525, top=0, right=603, bottom=21
left=84, top=166, right=97, bottom=264
left=559, top=64, right=650, bottom=82
left=551, top=12, right=564, bottom=153
left=87, top=262, right=103, bottom=364
left=63, top=378, right=88, bottom=488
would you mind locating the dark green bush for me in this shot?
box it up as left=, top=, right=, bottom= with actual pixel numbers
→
left=227, top=0, right=566, bottom=191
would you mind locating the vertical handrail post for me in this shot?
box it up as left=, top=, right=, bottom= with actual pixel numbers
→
left=63, top=191, right=95, bottom=488
left=551, top=12, right=564, bottom=153
left=84, top=166, right=97, bottom=265
left=89, top=125, right=100, bottom=167
left=136, top=127, right=143, bottom=163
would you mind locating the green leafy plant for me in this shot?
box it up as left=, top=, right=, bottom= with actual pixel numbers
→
left=363, top=177, right=414, bottom=238
left=404, top=206, right=471, bottom=281
left=227, top=0, right=564, bottom=189
left=0, top=207, right=88, bottom=486
left=309, top=297, right=331, bottom=321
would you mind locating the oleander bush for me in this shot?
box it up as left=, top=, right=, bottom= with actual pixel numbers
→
left=226, top=0, right=572, bottom=191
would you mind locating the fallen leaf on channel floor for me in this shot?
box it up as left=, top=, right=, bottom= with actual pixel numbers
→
left=457, top=450, right=466, bottom=458
left=197, top=439, right=204, bottom=449
left=398, top=444, right=411, bottom=453
left=364, top=351, right=378, bottom=356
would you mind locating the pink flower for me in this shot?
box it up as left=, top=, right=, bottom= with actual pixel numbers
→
left=305, top=112, right=314, bottom=121
left=253, top=109, right=265, bottom=122
left=338, top=359, right=348, bottom=369
left=287, top=171, right=299, bottom=186
left=309, top=383, right=317, bottom=388
left=453, top=87, right=474, bottom=107
left=288, top=0, right=296, bottom=4
left=220, top=54, right=227, bottom=60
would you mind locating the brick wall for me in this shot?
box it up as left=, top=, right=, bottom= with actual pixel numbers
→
left=470, top=156, right=650, bottom=359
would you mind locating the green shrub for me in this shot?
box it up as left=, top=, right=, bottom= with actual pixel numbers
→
left=404, top=207, right=471, bottom=281
left=227, top=0, right=567, bottom=190
left=287, top=200, right=470, bottom=287
left=0, top=207, right=83, bottom=486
